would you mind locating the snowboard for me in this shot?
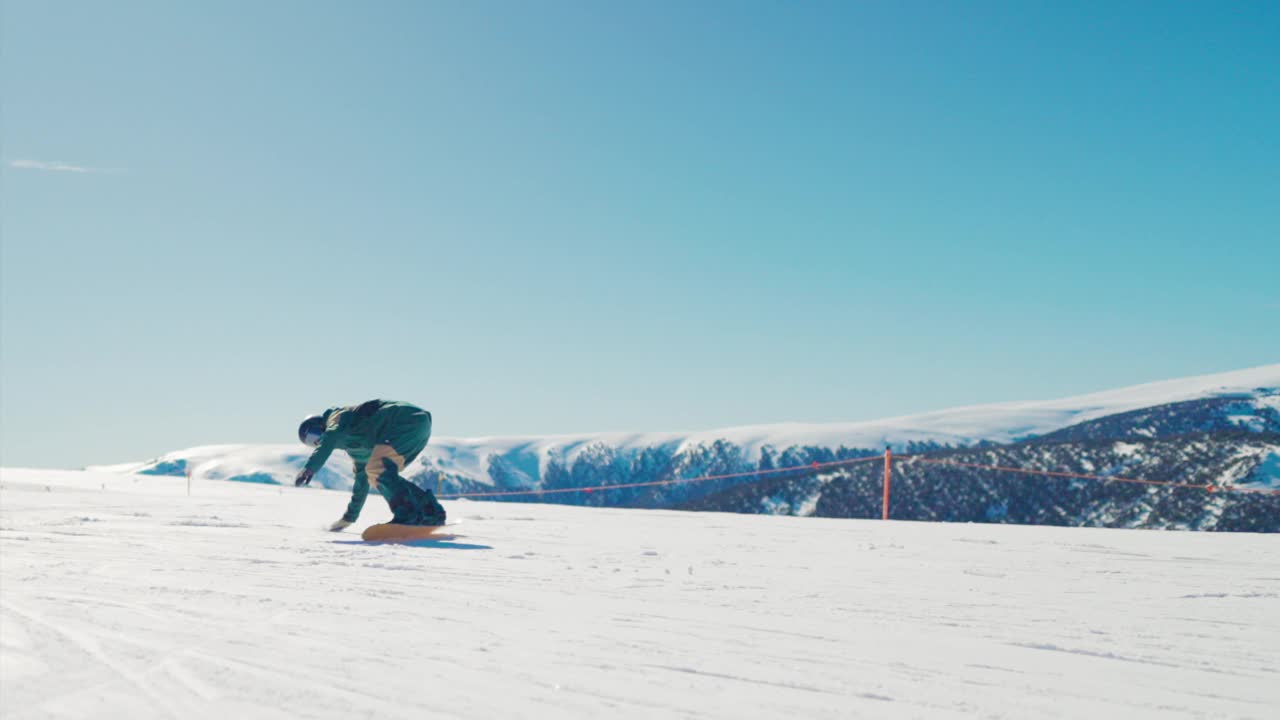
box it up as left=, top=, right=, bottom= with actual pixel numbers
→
left=361, top=523, right=456, bottom=542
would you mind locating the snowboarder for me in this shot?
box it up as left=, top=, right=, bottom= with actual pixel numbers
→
left=295, top=399, right=445, bottom=532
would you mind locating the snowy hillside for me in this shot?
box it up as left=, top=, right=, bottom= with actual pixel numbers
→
left=2, top=467, right=1278, bottom=719
left=688, top=430, right=1280, bottom=532
left=93, top=364, right=1280, bottom=493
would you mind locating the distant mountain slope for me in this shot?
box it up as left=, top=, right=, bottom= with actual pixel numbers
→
left=92, top=365, right=1280, bottom=496
left=681, top=428, right=1280, bottom=532
left=1035, top=394, right=1280, bottom=442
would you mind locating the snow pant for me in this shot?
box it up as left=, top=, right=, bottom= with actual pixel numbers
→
left=368, top=412, right=445, bottom=526
left=377, top=471, right=447, bottom=526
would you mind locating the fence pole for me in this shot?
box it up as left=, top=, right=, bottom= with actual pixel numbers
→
left=882, top=446, right=892, bottom=520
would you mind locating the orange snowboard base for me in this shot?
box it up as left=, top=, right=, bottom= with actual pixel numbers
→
left=361, top=523, right=454, bottom=542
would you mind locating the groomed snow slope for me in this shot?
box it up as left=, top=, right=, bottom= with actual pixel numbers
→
left=93, top=364, right=1280, bottom=491
left=2, top=468, right=1278, bottom=719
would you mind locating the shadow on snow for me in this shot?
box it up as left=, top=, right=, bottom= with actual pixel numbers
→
left=330, top=539, right=493, bottom=550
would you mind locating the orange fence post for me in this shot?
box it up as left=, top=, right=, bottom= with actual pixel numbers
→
left=882, top=446, right=892, bottom=520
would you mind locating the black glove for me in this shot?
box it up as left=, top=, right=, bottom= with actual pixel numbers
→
left=295, top=469, right=315, bottom=487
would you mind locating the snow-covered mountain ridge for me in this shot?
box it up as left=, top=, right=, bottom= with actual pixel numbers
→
left=688, top=429, right=1280, bottom=531
left=91, top=365, right=1280, bottom=495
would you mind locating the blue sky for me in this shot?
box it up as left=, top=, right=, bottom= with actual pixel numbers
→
left=2, top=1, right=1277, bottom=469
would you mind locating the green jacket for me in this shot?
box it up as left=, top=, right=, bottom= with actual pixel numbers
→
left=304, top=400, right=433, bottom=521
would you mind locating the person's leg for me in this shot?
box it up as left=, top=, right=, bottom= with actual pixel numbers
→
left=365, top=411, right=442, bottom=525
left=375, top=469, right=446, bottom=526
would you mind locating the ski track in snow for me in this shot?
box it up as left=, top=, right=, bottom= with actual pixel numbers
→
left=2, top=468, right=1278, bottom=719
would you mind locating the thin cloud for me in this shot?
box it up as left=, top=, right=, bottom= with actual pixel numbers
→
left=8, top=159, right=121, bottom=174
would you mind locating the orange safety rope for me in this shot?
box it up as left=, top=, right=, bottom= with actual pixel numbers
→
left=437, top=454, right=885, bottom=500
left=432, top=450, right=1278, bottom=502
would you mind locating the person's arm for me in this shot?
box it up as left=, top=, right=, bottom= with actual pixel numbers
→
left=342, top=463, right=371, bottom=523
left=303, top=429, right=343, bottom=476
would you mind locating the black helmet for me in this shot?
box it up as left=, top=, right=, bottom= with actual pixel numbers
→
left=298, top=414, right=326, bottom=447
